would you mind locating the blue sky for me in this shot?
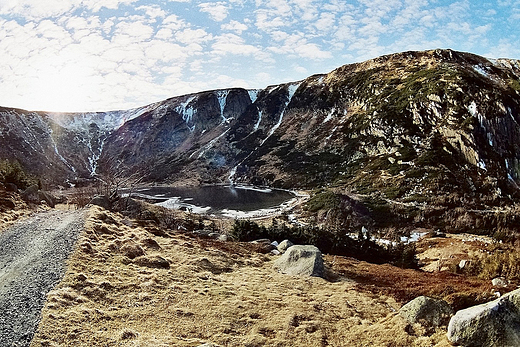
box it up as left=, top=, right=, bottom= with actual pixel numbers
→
left=0, top=0, right=518, bottom=112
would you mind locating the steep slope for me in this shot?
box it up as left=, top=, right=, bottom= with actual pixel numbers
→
left=1, top=49, right=520, bottom=212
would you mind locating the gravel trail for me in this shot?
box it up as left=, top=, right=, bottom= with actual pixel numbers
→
left=0, top=209, right=86, bottom=347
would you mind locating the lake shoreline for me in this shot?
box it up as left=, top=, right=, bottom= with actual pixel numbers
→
left=120, top=184, right=310, bottom=220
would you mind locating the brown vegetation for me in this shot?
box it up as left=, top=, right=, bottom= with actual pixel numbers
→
left=28, top=204, right=506, bottom=347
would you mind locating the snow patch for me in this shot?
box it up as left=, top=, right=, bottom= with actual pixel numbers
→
left=216, top=90, right=230, bottom=124
left=248, top=89, right=260, bottom=103
left=228, top=166, right=237, bottom=184
left=197, top=129, right=230, bottom=159
left=253, top=110, right=263, bottom=131
left=323, top=107, right=336, bottom=123
left=473, top=65, right=490, bottom=78
left=175, top=96, right=196, bottom=132
left=156, top=197, right=212, bottom=214
left=468, top=101, right=478, bottom=117
left=260, top=82, right=301, bottom=146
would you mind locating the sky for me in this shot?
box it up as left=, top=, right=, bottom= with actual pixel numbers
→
left=0, top=0, right=519, bottom=112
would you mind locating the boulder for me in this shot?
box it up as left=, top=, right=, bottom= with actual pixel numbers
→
left=120, top=243, right=146, bottom=259
left=89, top=195, right=111, bottom=210
left=208, top=232, right=221, bottom=239
left=38, top=190, right=56, bottom=207
left=133, top=255, right=170, bottom=269
left=277, top=240, right=294, bottom=254
left=250, top=239, right=276, bottom=253
left=21, top=184, right=39, bottom=203
left=193, top=230, right=212, bottom=238
left=5, top=183, right=18, bottom=192
left=399, top=296, right=453, bottom=327
left=273, top=245, right=324, bottom=278
left=447, top=288, right=520, bottom=347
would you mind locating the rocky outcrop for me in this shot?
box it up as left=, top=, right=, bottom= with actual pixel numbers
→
left=21, top=185, right=56, bottom=207
left=273, top=245, right=324, bottom=278
left=399, top=296, right=453, bottom=327
left=447, top=288, right=520, bottom=347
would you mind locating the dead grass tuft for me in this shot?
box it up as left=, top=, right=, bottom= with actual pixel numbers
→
left=120, top=329, right=138, bottom=340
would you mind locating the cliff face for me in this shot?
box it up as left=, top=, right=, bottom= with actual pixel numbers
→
left=1, top=49, right=520, bottom=206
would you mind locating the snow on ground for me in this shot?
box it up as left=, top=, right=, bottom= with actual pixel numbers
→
left=260, top=82, right=301, bottom=146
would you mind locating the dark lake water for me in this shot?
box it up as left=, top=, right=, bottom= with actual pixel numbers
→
left=126, top=185, right=296, bottom=216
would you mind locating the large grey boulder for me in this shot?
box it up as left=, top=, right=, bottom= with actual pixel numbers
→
left=21, top=184, right=39, bottom=203
left=399, top=296, right=453, bottom=327
left=447, top=288, right=520, bottom=347
left=273, top=245, right=324, bottom=278
left=38, top=190, right=56, bottom=207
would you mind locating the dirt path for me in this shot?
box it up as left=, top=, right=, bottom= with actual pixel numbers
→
left=0, top=209, right=86, bottom=347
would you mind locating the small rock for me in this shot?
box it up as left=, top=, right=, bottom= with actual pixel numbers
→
left=133, top=255, right=170, bottom=269
left=271, top=241, right=279, bottom=247
left=270, top=249, right=281, bottom=255
left=399, top=296, right=453, bottom=327
left=492, top=277, right=508, bottom=288
left=208, top=232, right=221, bottom=239
left=193, top=230, right=212, bottom=238
left=277, top=240, right=294, bottom=254
left=273, top=245, right=324, bottom=278
left=217, top=234, right=228, bottom=242
left=250, top=238, right=271, bottom=244
left=458, top=259, right=468, bottom=270
left=141, top=238, right=161, bottom=250
left=120, top=243, right=146, bottom=259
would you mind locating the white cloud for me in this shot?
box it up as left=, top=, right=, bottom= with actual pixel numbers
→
left=0, top=0, right=81, bottom=19
left=82, top=0, right=139, bottom=13
left=175, top=28, right=213, bottom=45
left=313, top=12, right=337, bottom=33
left=221, top=20, right=248, bottom=34
left=198, top=2, right=229, bottom=22
left=137, top=5, right=167, bottom=19
left=114, top=20, right=155, bottom=41
left=267, top=31, right=331, bottom=60
left=212, top=33, right=264, bottom=57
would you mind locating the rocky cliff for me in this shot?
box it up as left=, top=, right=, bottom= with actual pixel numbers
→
left=1, top=49, right=520, bottom=210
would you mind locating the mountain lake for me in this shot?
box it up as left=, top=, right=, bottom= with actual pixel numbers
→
left=123, top=185, right=298, bottom=218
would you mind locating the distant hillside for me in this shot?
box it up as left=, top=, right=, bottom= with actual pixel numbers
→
left=2, top=49, right=520, bottom=226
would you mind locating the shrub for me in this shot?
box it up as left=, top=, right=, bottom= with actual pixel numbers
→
left=229, top=219, right=418, bottom=268
left=465, top=248, right=520, bottom=281
left=0, top=159, right=38, bottom=190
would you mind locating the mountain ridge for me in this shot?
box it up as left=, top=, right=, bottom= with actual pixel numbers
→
left=2, top=49, right=520, bottom=213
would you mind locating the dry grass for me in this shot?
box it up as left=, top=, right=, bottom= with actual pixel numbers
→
left=0, top=190, right=35, bottom=232
left=30, top=206, right=497, bottom=347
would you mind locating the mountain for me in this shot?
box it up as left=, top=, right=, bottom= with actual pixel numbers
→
left=2, top=49, right=520, bottom=211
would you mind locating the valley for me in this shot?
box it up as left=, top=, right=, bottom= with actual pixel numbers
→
left=2, top=48, right=520, bottom=346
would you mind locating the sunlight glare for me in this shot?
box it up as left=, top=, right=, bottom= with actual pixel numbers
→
left=25, top=59, right=98, bottom=113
